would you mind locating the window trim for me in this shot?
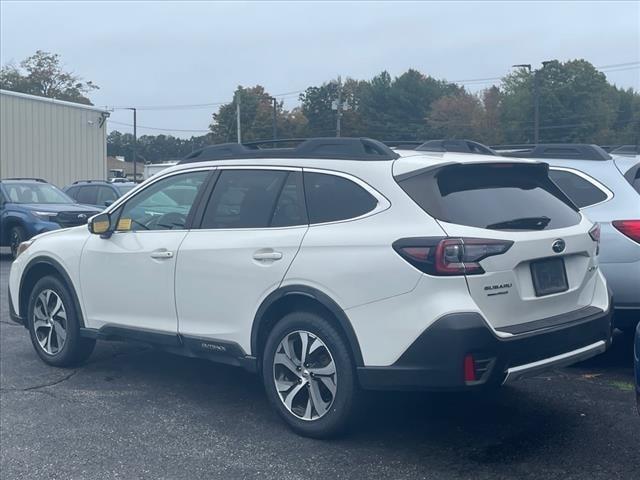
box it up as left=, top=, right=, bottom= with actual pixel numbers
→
left=191, top=166, right=389, bottom=231
left=303, top=168, right=390, bottom=227
left=549, top=166, right=614, bottom=208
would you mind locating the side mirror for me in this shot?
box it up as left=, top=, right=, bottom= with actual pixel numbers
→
left=104, top=200, right=113, bottom=207
left=88, top=213, right=112, bottom=236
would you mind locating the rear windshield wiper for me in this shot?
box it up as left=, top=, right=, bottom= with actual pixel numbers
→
left=486, top=216, right=551, bottom=231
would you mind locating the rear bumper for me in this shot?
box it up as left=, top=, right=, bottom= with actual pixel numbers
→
left=357, top=303, right=613, bottom=391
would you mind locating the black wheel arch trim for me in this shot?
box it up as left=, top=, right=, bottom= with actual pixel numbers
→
left=19, top=256, right=86, bottom=329
left=251, top=285, right=364, bottom=366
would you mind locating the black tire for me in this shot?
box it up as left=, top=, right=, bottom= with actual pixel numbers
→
left=9, top=225, right=26, bottom=259
left=27, top=275, right=95, bottom=367
left=262, top=311, right=358, bottom=438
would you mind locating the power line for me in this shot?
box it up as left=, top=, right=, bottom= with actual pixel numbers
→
left=108, top=120, right=210, bottom=133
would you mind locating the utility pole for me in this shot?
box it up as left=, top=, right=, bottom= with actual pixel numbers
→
left=513, top=61, right=552, bottom=143
left=336, top=75, right=343, bottom=137
left=236, top=94, right=242, bottom=144
left=126, top=108, right=138, bottom=181
left=271, top=97, right=277, bottom=142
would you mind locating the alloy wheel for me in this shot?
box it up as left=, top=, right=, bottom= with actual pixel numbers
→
left=273, top=330, right=337, bottom=421
left=32, top=289, right=68, bottom=355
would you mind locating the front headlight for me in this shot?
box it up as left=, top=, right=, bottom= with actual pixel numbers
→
left=31, top=211, right=58, bottom=221
left=16, top=240, right=34, bottom=258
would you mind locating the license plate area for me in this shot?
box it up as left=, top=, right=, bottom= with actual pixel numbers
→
left=530, top=257, right=568, bottom=297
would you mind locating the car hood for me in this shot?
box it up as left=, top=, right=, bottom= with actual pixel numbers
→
left=16, top=203, right=101, bottom=214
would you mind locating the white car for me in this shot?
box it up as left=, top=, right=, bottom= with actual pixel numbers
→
left=8, top=138, right=612, bottom=438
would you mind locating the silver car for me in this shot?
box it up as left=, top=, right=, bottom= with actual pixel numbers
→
left=499, top=144, right=640, bottom=331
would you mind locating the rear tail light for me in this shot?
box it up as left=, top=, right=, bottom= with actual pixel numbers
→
left=613, top=220, right=640, bottom=244
left=393, top=237, right=513, bottom=276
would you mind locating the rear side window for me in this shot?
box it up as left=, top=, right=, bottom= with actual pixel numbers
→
left=548, top=170, right=608, bottom=208
left=304, top=172, right=377, bottom=224
left=398, top=163, right=581, bottom=231
left=76, top=186, right=98, bottom=205
left=201, top=169, right=306, bottom=229
left=96, top=186, right=118, bottom=206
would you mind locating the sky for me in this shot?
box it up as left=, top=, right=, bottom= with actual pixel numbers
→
left=1, top=0, right=639, bottom=138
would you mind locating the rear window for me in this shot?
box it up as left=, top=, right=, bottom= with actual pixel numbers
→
left=548, top=170, right=608, bottom=208
left=398, top=163, right=581, bottom=231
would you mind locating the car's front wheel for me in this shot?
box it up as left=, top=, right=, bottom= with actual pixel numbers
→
left=262, top=311, right=357, bottom=438
left=27, top=275, right=96, bottom=367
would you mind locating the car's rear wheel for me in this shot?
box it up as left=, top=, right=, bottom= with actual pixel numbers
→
left=9, top=225, right=26, bottom=259
left=262, top=311, right=357, bottom=438
left=27, top=275, right=95, bottom=367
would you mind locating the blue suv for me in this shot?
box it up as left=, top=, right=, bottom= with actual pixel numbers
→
left=0, top=178, right=101, bottom=258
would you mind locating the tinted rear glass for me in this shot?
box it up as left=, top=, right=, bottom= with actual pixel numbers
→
left=548, top=170, right=608, bottom=208
left=304, top=172, right=378, bottom=224
left=398, top=163, right=581, bottom=230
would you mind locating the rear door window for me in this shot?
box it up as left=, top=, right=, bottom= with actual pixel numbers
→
left=200, top=169, right=303, bottom=229
left=398, top=163, right=581, bottom=231
left=304, top=172, right=377, bottom=224
left=548, top=170, right=608, bottom=208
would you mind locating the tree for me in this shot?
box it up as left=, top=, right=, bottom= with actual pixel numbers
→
left=498, top=59, right=636, bottom=144
left=427, top=91, right=484, bottom=139
left=0, top=50, right=99, bottom=105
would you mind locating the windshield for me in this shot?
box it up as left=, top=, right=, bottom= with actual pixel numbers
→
left=4, top=182, right=75, bottom=204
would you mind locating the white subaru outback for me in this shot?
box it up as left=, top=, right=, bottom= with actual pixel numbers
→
left=8, top=138, right=612, bottom=438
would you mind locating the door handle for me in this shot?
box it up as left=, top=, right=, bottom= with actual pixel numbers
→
left=253, top=251, right=283, bottom=261
left=150, top=250, right=174, bottom=259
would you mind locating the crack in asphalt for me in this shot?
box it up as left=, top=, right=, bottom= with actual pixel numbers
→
left=0, top=347, right=151, bottom=397
left=0, top=369, right=79, bottom=396
left=23, top=369, right=79, bottom=391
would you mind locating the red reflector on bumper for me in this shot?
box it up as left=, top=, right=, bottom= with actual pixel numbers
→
left=464, top=354, right=476, bottom=382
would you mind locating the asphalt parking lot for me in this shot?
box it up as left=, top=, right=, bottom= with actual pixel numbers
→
left=0, top=255, right=638, bottom=480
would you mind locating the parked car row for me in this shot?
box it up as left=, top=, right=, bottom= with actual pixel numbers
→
left=7, top=137, right=637, bottom=438
left=0, top=178, right=137, bottom=258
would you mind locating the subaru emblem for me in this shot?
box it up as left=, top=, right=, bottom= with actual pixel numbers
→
left=552, top=239, right=565, bottom=253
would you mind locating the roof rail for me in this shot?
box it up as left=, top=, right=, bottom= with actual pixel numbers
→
left=1, top=177, right=47, bottom=182
left=179, top=137, right=399, bottom=164
left=609, top=144, right=640, bottom=156
left=72, top=179, right=109, bottom=184
left=492, top=144, right=611, bottom=161
left=415, top=139, right=498, bottom=156
left=382, top=140, right=424, bottom=150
